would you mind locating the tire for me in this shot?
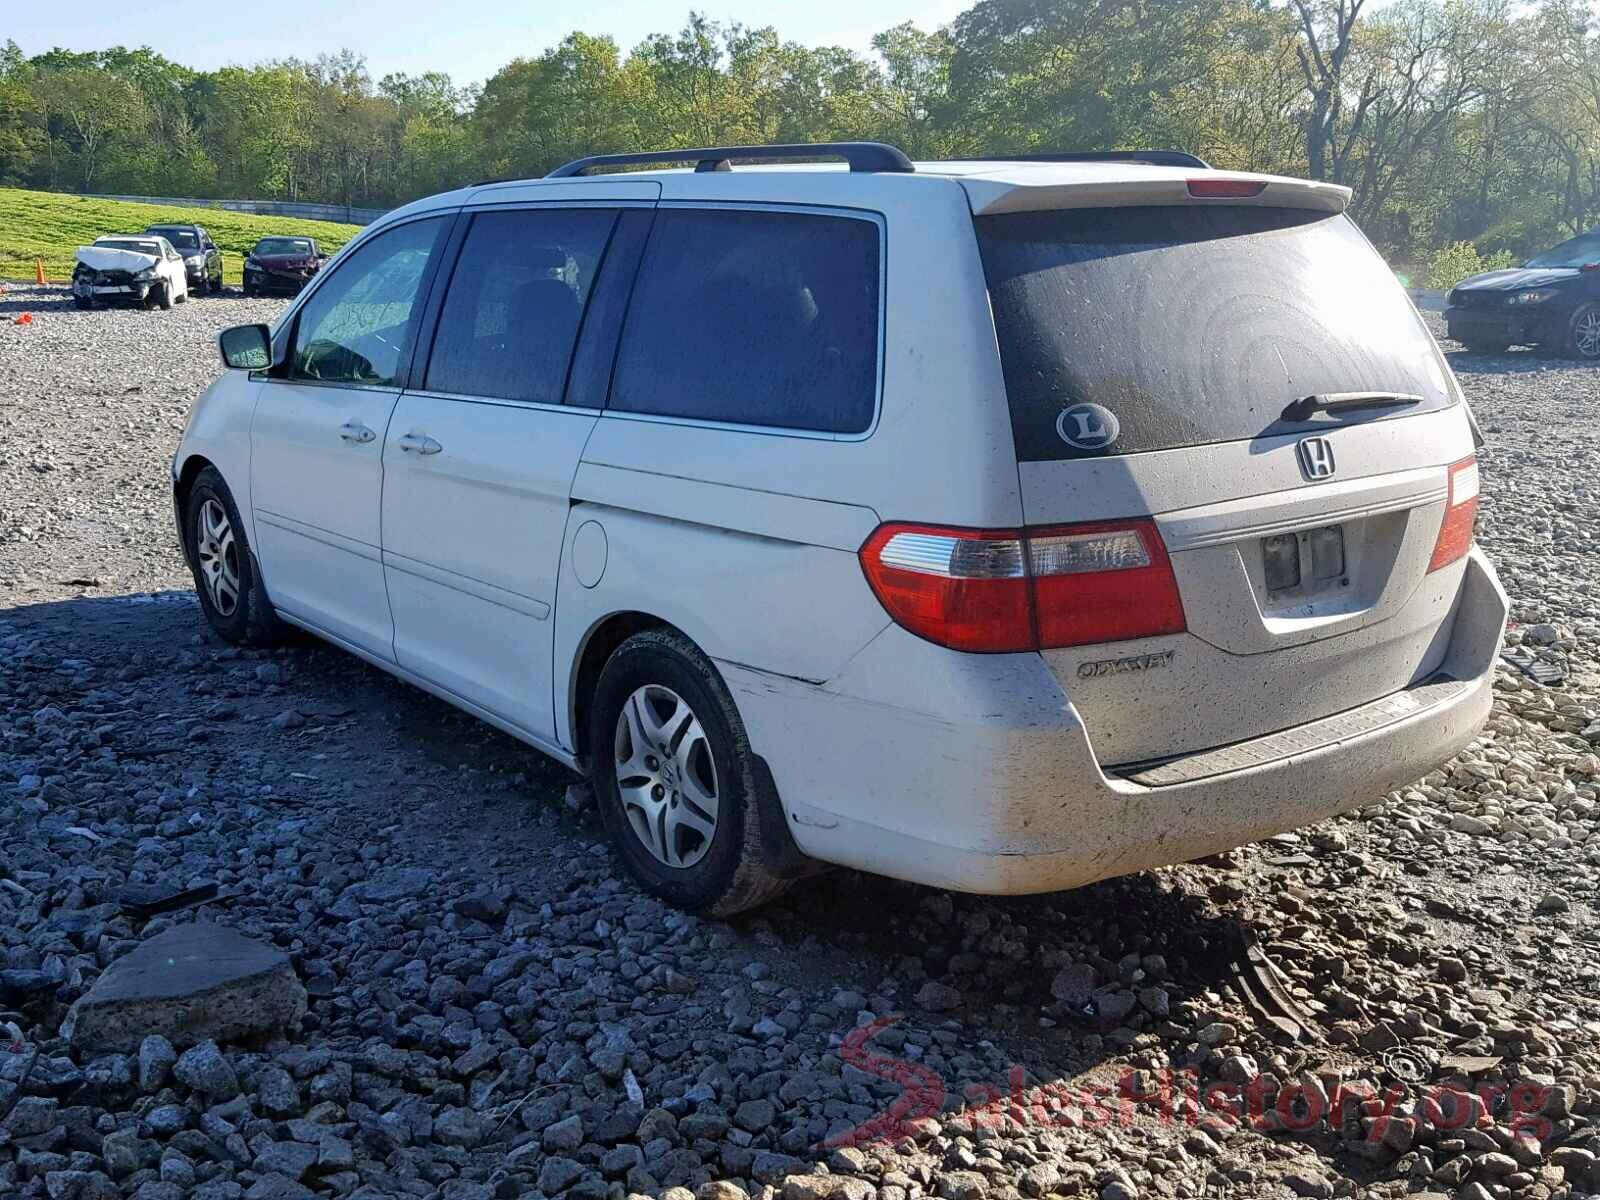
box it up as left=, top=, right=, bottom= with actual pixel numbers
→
left=589, top=629, right=790, bottom=916
left=243, top=285, right=256, bottom=299
left=193, top=275, right=208, bottom=297
left=156, top=283, right=173, bottom=311
left=1567, top=303, right=1600, bottom=360
left=184, top=467, right=285, bottom=645
left=73, top=296, right=91, bottom=310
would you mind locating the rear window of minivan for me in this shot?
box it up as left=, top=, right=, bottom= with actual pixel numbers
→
left=610, top=208, right=880, bottom=434
left=976, top=206, right=1455, bottom=461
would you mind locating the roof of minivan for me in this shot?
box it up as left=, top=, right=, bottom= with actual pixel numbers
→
left=376, top=159, right=1351, bottom=227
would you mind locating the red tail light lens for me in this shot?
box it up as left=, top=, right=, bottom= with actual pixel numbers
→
left=858, top=525, right=1033, bottom=652
left=1187, top=178, right=1268, bottom=198
left=1427, top=455, right=1479, bottom=572
left=1029, top=521, right=1187, bottom=647
left=859, top=520, right=1186, bottom=653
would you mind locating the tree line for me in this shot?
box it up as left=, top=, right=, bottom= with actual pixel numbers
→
left=2, top=0, right=1598, bottom=262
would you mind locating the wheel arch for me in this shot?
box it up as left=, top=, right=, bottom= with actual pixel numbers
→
left=568, top=610, right=673, bottom=768
left=172, top=453, right=217, bottom=569
left=567, top=609, right=817, bottom=887
left=174, top=452, right=216, bottom=511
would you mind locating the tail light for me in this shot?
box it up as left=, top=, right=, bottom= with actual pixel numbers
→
left=859, top=520, right=1186, bottom=653
left=1427, top=455, right=1479, bottom=572
left=1187, top=178, right=1268, bottom=198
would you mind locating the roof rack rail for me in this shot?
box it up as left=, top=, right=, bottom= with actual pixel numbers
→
left=949, top=150, right=1212, bottom=170
left=545, top=141, right=916, bottom=178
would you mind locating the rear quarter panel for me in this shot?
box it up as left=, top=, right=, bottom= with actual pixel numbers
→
left=553, top=464, right=887, bottom=750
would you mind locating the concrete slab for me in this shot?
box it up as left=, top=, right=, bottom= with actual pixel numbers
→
left=63, top=922, right=307, bottom=1054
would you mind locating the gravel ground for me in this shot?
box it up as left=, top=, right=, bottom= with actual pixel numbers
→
left=2, top=280, right=1600, bottom=1200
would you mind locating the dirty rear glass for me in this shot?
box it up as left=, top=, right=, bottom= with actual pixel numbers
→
left=976, top=206, right=1455, bottom=461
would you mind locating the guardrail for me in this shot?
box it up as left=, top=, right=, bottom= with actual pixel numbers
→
left=81, top=194, right=388, bottom=226
left=1410, top=287, right=1448, bottom=313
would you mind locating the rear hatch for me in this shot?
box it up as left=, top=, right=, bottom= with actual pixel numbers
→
left=966, top=174, right=1477, bottom=767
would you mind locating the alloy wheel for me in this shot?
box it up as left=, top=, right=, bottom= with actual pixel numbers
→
left=195, top=498, right=241, bottom=617
left=613, top=684, right=719, bottom=869
left=1576, top=308, right=1600, bottom=359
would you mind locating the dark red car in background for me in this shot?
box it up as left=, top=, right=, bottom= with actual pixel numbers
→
left=242, top=236, right=327, bottom=297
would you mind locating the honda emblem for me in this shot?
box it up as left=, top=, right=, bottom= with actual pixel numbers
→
left=1297, top=436, right=1336, bottom=480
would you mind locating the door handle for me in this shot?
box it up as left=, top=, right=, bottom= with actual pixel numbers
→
left=339, top=422, right=376, bottom=444
left=397, top=433, right=442, bottom=456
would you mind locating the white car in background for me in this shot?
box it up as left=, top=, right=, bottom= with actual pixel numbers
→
left=71, top=235, right=190, bottom=310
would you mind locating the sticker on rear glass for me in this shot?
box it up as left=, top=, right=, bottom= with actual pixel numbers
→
left=1056, top=403, right=1120, bottom=452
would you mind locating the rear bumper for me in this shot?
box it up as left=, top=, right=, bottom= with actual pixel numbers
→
left=725, top=546, right=1507, bottom=894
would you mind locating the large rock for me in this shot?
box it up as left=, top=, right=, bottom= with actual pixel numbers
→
left=63, top=923, right=306, bottom=1053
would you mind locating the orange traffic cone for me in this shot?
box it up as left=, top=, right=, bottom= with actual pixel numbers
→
left=34, top=258, right=45, bottom=285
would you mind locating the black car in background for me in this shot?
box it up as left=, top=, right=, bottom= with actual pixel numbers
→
left=144, top=224, right=224, bottom=294
left=1445, top=229, right=1600, bottom=358
left=243, top=237, right=326, bottom=297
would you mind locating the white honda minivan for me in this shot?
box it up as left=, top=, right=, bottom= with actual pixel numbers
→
left=175, top=142, right=1507, bottom=915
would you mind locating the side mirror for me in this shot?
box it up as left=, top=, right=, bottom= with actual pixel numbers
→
left=219, top=323, right=272, bottom=370
left=1583, top=262, right=1599, bottom=272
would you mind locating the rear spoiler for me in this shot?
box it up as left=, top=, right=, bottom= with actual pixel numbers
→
left=961, top=170, right=1352, bottom=217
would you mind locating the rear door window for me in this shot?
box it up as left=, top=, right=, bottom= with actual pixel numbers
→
left=609, top=208, right=880, bottom=434
left=425, top=208, right=618, bottom=404
left=976, top=206, right=1454, bottom=461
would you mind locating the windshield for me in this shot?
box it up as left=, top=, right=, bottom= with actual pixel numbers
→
left=96, top=240, right=161, bottom=255
left=256, top=238, right=314, bottom=256
left=977, top=206, right=1454, bottom=460
left=1526, top=232, right=1600, bottom=269
left=149, top=228, right=198, bottom=250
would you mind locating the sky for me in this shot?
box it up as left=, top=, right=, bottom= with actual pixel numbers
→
left=8, top=0, right=974, bottom=85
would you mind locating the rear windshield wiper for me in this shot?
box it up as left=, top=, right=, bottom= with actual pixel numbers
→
left=1281, top=392, right=1424, bottom=422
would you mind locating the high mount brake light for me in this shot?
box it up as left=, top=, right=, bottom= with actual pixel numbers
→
left=1187, top=178, right=1268, bottom=198
left=1427, top=455, right=1479, bottom=572
left=859, top=520, right=1187, bottom=653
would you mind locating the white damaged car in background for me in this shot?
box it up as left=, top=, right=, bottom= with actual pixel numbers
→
left=71, top=235, right=189, bottom=311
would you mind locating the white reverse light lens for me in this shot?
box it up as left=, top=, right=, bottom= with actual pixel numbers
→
left=878, top=532, right=1026, bottom=579
left=1028, top=529, right=1151, bottom=576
